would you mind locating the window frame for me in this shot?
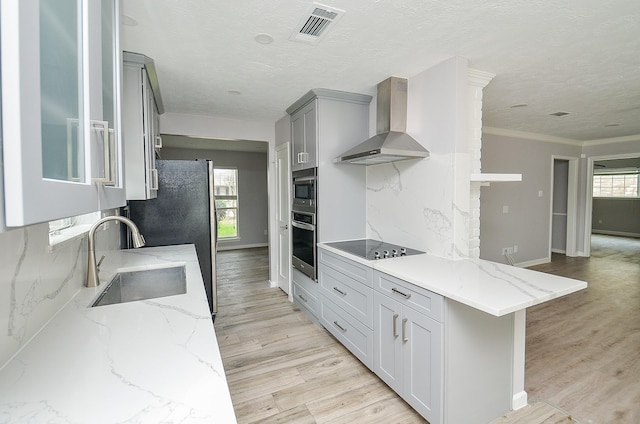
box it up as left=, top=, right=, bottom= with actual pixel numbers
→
left=592, top=169, right=640, bottom=199
left=213, top=167, right=239, bottom=240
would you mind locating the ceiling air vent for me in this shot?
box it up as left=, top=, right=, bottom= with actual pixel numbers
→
left=290, top=3, right=345, bottom=44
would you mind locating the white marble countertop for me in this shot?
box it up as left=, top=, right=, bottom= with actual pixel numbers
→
left=0, top=244, right=236, bottom=423
left=319, top=243, right=587, bottom=316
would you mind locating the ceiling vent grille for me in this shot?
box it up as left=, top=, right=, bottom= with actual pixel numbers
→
left=290, top=3, right=344, bottom=44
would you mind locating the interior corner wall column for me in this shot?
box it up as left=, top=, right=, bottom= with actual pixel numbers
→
left=467, top=69, right=495, bottom=260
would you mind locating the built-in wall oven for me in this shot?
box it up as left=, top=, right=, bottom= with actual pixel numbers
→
left=292, top=168, right=317, bottom=280
left=291, top=210, right=316, bottom=280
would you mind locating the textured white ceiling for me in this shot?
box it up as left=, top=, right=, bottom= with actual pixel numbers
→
left=121, top=0, right=640, bottom=142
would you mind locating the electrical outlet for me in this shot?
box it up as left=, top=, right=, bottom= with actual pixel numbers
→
left=507, top=247, right=514, bottom=255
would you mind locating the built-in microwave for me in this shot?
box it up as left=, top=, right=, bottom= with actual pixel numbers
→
left=292, top=168, right=316, bottom=213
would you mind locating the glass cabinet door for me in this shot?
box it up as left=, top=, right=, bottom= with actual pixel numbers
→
left=95, top=0, right=126, bottom=210
left=39, top=0, right=85, bottom=183
left=1, top=0, right=124, bottom=227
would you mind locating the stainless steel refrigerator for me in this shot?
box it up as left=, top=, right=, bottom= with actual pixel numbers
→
left=125, top=159, right=218, bottom=319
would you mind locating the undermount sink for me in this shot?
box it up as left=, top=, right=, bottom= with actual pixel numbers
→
left=91, top=265, right=187, bottom=307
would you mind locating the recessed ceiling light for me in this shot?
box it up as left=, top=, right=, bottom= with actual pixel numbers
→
left=548, top=111, right=571, bottom=117
left=122, top=15, right=138, bottom=26
left=228, top=90, right=242, bottom=95
left=509, top=103, right=528, bottom=108
left=254, top=33, right=274, bottom=44
left=604, top=123, right=621, bottom=127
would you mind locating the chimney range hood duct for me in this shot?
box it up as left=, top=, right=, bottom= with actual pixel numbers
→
left=336, top=77, right=429, bottom=165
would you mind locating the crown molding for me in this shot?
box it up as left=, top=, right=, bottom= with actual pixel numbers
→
left=582, top=134, right=640, bottom=147
left=468, top=69, right=495, bottom=88
left=482, top=127, right=582, bottom=146
left=483, top=127, right=640, bottom=147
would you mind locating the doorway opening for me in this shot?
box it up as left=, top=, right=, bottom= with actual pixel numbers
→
left=549, top=156, right=579, bottom=258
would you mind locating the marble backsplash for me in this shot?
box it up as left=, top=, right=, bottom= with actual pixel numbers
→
left=367, top=152, right=470, bottom=259
left=0, top=219, right=119, bottom=368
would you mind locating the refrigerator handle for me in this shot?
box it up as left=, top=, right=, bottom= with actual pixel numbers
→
left=208, top=161, right=218, bottom=317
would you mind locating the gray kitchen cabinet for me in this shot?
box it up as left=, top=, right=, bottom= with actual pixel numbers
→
left=286, top=89, right=371, bottom=243
left=292, top=267, right=319, bottom=319
left=318, top=249, right=374, bottom=368
left=1, top=0, right=125, bottom=227
left=123, top=52, right=164, bottom=200
left=374, top=288, right=443, bottom=423
left=290, top=100, right=317, bottom=171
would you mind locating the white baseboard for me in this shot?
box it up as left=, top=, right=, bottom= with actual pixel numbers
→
left=217, top=242, right=268, bottom=251
left=551, top=248, right=566, bottom=254
left=512, top=391, right=528, bottom=410
left=514, top=257, right=550, bottom=268
left=268, top=279, right=277, bottom=288
left=592, top=230, right=640, bottom=238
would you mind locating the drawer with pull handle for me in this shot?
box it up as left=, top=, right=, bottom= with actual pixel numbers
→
left=318, top=263, right=373, bottom=328
left=374, top=271, right=443, bottom=322
left=319, top=297, right=373, bottom=369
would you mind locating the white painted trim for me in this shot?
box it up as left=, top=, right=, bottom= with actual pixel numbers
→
left=216, top=242, right=268, bottom=251
left=512, top=391, right=528, bottom=411
left=584, top=151, right=640, bottom=258
left=514, top=257, right=550, bottom=268
left=484, top=127, right=640, bottom=148
left=582, top=134, right=640, bottom=146
left=548, top=156, right=579, bottom=259
left=483, top=127, right=582, bottom=146
left=467, top=68, right=495, bottom=88
left=592, top=229, right=640, bottom=238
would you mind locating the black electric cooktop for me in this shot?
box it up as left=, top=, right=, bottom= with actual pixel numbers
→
left=326, top=239, right=424, bottom=260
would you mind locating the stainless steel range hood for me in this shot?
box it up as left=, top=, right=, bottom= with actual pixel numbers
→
left=336, top=77, right=429, bottom=165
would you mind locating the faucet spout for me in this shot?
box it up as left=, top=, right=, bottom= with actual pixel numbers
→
left=86, top=216, right=146, bottom=288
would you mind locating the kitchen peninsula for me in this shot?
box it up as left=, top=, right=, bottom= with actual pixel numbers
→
left=0, top=245, right=236, bottom=424
left=318, top=241, right=587, bottom=424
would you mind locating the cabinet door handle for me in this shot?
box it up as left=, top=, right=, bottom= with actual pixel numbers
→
left=298, top=293, right=307, bottom=303
left=300, top=152, right=309, bottom=163
left=150, top=168, right=159, bottom=190
left=154, top=135, right=163, bottom=149
left=392, top=287, right=411, bottom=299
left=402, top=318, right=408, bottom=342
left=333, top=287, right=346, bottom=296
left=90, top=120, right=115, bottom=186
left=333, top=321, right=347, bottom=332
left=393, top=313, right=399, bottom=338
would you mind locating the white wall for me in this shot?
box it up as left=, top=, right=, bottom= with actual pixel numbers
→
left=0, top=218, right=120, bottom=368
left=366, top=57, right=471, bottom=258
left=161, top=112, right=275, bottom=143
left=161, top=148, right=269, bottom=250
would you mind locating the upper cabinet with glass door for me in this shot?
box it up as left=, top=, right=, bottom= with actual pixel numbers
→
left=0, top=0, right=125, bottom=229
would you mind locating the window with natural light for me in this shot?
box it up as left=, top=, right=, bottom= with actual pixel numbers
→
left=214, top=168, right=239, bottom=239
left=48, top=211, right=102, bottom=247
left=593, top=170, right=639, bottom=198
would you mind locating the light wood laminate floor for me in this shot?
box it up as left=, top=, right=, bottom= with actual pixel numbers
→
left=214, top=235, right=639, bottom=423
